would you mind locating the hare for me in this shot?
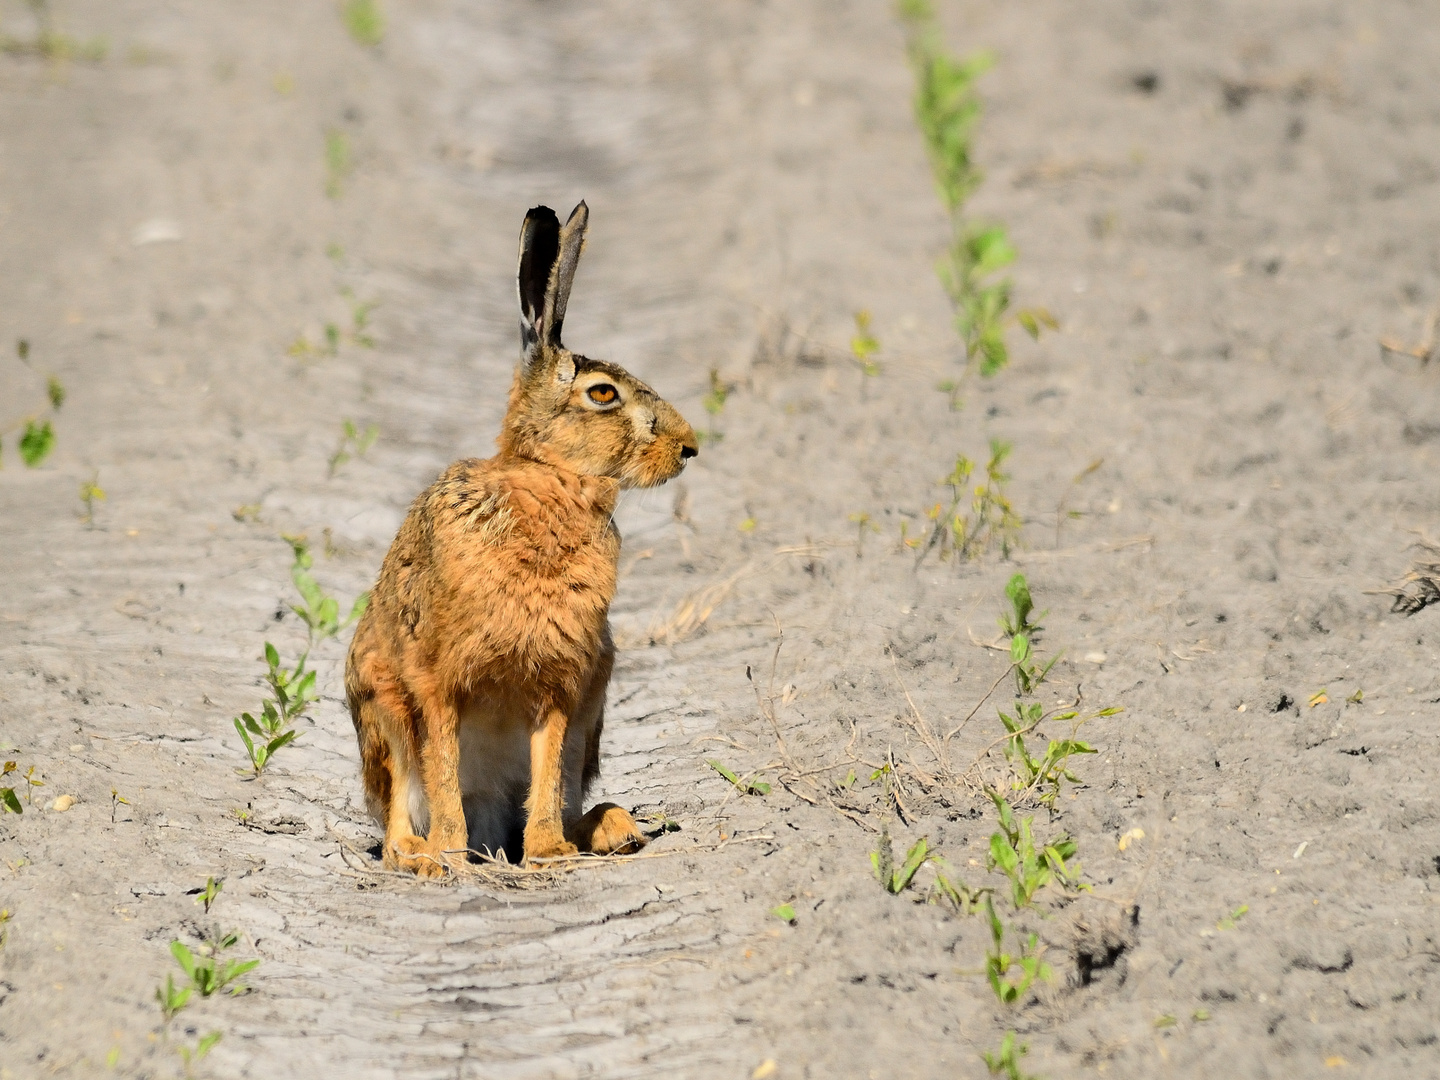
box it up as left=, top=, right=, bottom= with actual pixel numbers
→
left=345, top=202, right=697, bottom=877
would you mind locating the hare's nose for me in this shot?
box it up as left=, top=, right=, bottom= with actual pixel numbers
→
left=680, top=443, right=698, bottom=460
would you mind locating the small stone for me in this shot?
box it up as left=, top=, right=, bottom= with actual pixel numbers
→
left=52, top=795, right=76, bottom=812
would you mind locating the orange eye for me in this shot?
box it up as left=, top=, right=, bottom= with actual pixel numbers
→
left=587, top=384, right=619, bottom=405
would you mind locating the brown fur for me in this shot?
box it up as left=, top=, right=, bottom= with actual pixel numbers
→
left=345, top=202, right=697, bottom=875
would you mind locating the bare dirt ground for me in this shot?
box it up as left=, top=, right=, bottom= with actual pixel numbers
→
left=2, top=1, right=1439, bottom=1077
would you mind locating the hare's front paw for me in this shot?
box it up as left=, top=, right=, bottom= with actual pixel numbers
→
left=523, top=824, right=579, bottom=862
left=390, top=835, right=451, bottom=879
left=572, top=803, right=647, bottom=855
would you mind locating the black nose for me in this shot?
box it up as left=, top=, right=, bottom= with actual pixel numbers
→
left=680, top=443, right=698, bottom=460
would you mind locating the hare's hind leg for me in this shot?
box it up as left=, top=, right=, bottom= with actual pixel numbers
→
left=351, top=691, right=430, bottom=867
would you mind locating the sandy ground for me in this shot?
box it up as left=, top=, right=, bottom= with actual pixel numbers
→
left=2, top=1, right=1439, bottom=1077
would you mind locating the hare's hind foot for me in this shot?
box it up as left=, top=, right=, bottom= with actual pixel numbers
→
left=570, top=803, right=647, bottom=856
left=388, top=834, right=453, bottom=879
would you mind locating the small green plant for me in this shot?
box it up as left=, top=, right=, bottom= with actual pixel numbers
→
left=4, top=339, right=65, bottom=467
left=770, top=903, right=796, bottom=924
left=286, top=536, right=369, bottom=649
left=1217, top=903, right=1249, bottom=931
left=706, top=759, right=770, bottom=796
left=986, top=792, right=1086, bottom=907
left=1, top=760, right=20, bottom=814
left=849, top=310, right=881, bottom=377
left=110, top=787, right=130, bottom=822
left=1, top=2, right=108, bottom=63
left=983, top=1030, right=1037, bottom=1080
left=700, top=368, right=732, bottom=445
left=983, top=895, right=1052, bottom=1004
left=170, top=932, right=259, bottom=998
left=0, top=907, right=10, bottom=950
left=848, top=511, right=880, bottom=557
left=234, top=539, right=368, bottom=775
left=342, top=0, right=384, bottom=47
left=177, top=1031, right=222, bottom=1078
left=328, top=419, right=379, bottom=477
left=325, top=129, right=352, bottom=198
left=155, top=972, right=191, bottom=1022
left=916, top=439, right=1021, bottom=562
left=20, top=764, right=43, bottom=806
left=18, top=420, right=54, bottom=466
left=871, top=832, right=933, bottom=894
left=78, top=472, right=105, bottom=526
left=897, top=1, right=1053, bottom=397
left=195, top=876, right=224, bottom=915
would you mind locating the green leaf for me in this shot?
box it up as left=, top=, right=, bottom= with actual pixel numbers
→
left=346, top=591, right=370, bottom=625
left=892, top=838, right=929, bottom=892
left=170, top=941, right=196, bottom=978
left=195, top=1031, right=222, bottom=1057
left=706, top=759, right=739, bottom=785
left=0, top=787, right=21, bottom=814
left=770, top=903, right=796, bottom=924
left=46, top=376, right=66, bottom=410
left=19, top=420, right=54, bottom=467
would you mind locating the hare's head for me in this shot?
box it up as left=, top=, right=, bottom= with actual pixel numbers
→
left=497, top=202, right=698, bottom=489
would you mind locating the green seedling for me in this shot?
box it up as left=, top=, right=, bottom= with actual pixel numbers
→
left=706, top=759, right=770, bottom=796
left=1346, top=687, right=1364, bottom=705
left=983, top=896, right=1052, bottom=1005
left=110, top=787, right=130, bottom=823
left=234, top=539, right=367, bottom=775
left=916, top=439, right=1021, bottom=563
left=982, top=1030, right=1037, bottom=1080
left=1193, top=1008, right=1211, bottom=1021
left=79, top=472, right=105, bottom=525
left=325, top=129, right=352, bottom=199
left=931, top=867, right=990, bottom=915
left=771, top=903, right=796, bottom=924
left=287, top=537, right=369, bottom=650
left=838, top=768, right=857, bottom=789
left=47, top=376, right=65, bottom=409
left=699, top=368, right=733, bottom=445
left=21, top=765, right=43, bottom=806
left=177, top=1031, right=222, bottom=1078
left=898, top=1, right=1052, bottom=394
left=342, top=0, right=384, bottom=46
left=987, top=791, right=1086, bottom=906
left=850, top=310, right=881, bottom=377
left=848, top=511, right=880, bottom=557
left=328, top=419, right=379, bottom=477
left=1, top=760, right=19, bottom=814
left=170, top=932, right=259, bottom=997
left=997, top=703, right=1112, bottom=808
left=1154, top=1014, right=1178, bottom=1029
left=19, top=419, right=54, bottom=467
left=1307, top=688, right=1329, bottom=708
left=155, top=972, right=191, bottom=1022
left=195, top=876, right=224, bottom=914
left=1217, top=904, right=1249, bottom=931
left=349, top=297, right=377, bottom=348
left=872, top=835, right=932, bottom=894
left=0, top=907, right=10, bottom=950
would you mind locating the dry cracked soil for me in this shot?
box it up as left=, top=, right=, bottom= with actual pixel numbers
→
left=2, top=1, right=1439, bottom=1078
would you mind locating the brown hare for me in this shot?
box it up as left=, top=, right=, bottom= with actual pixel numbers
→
left=345, top=202, right=697, bottom=877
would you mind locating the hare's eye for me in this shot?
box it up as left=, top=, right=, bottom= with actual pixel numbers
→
left=587, top=384, right=619, bottom=405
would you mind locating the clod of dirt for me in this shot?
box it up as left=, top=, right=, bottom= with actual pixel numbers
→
left=1071, top=906, right=1139, bottom=989
left=1132, top=70, right=1161, bottom=94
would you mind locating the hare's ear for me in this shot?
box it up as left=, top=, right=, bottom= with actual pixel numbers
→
left=541, top=201, right=588, bottom=348
left=517, top=205, right=561, bottom=363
